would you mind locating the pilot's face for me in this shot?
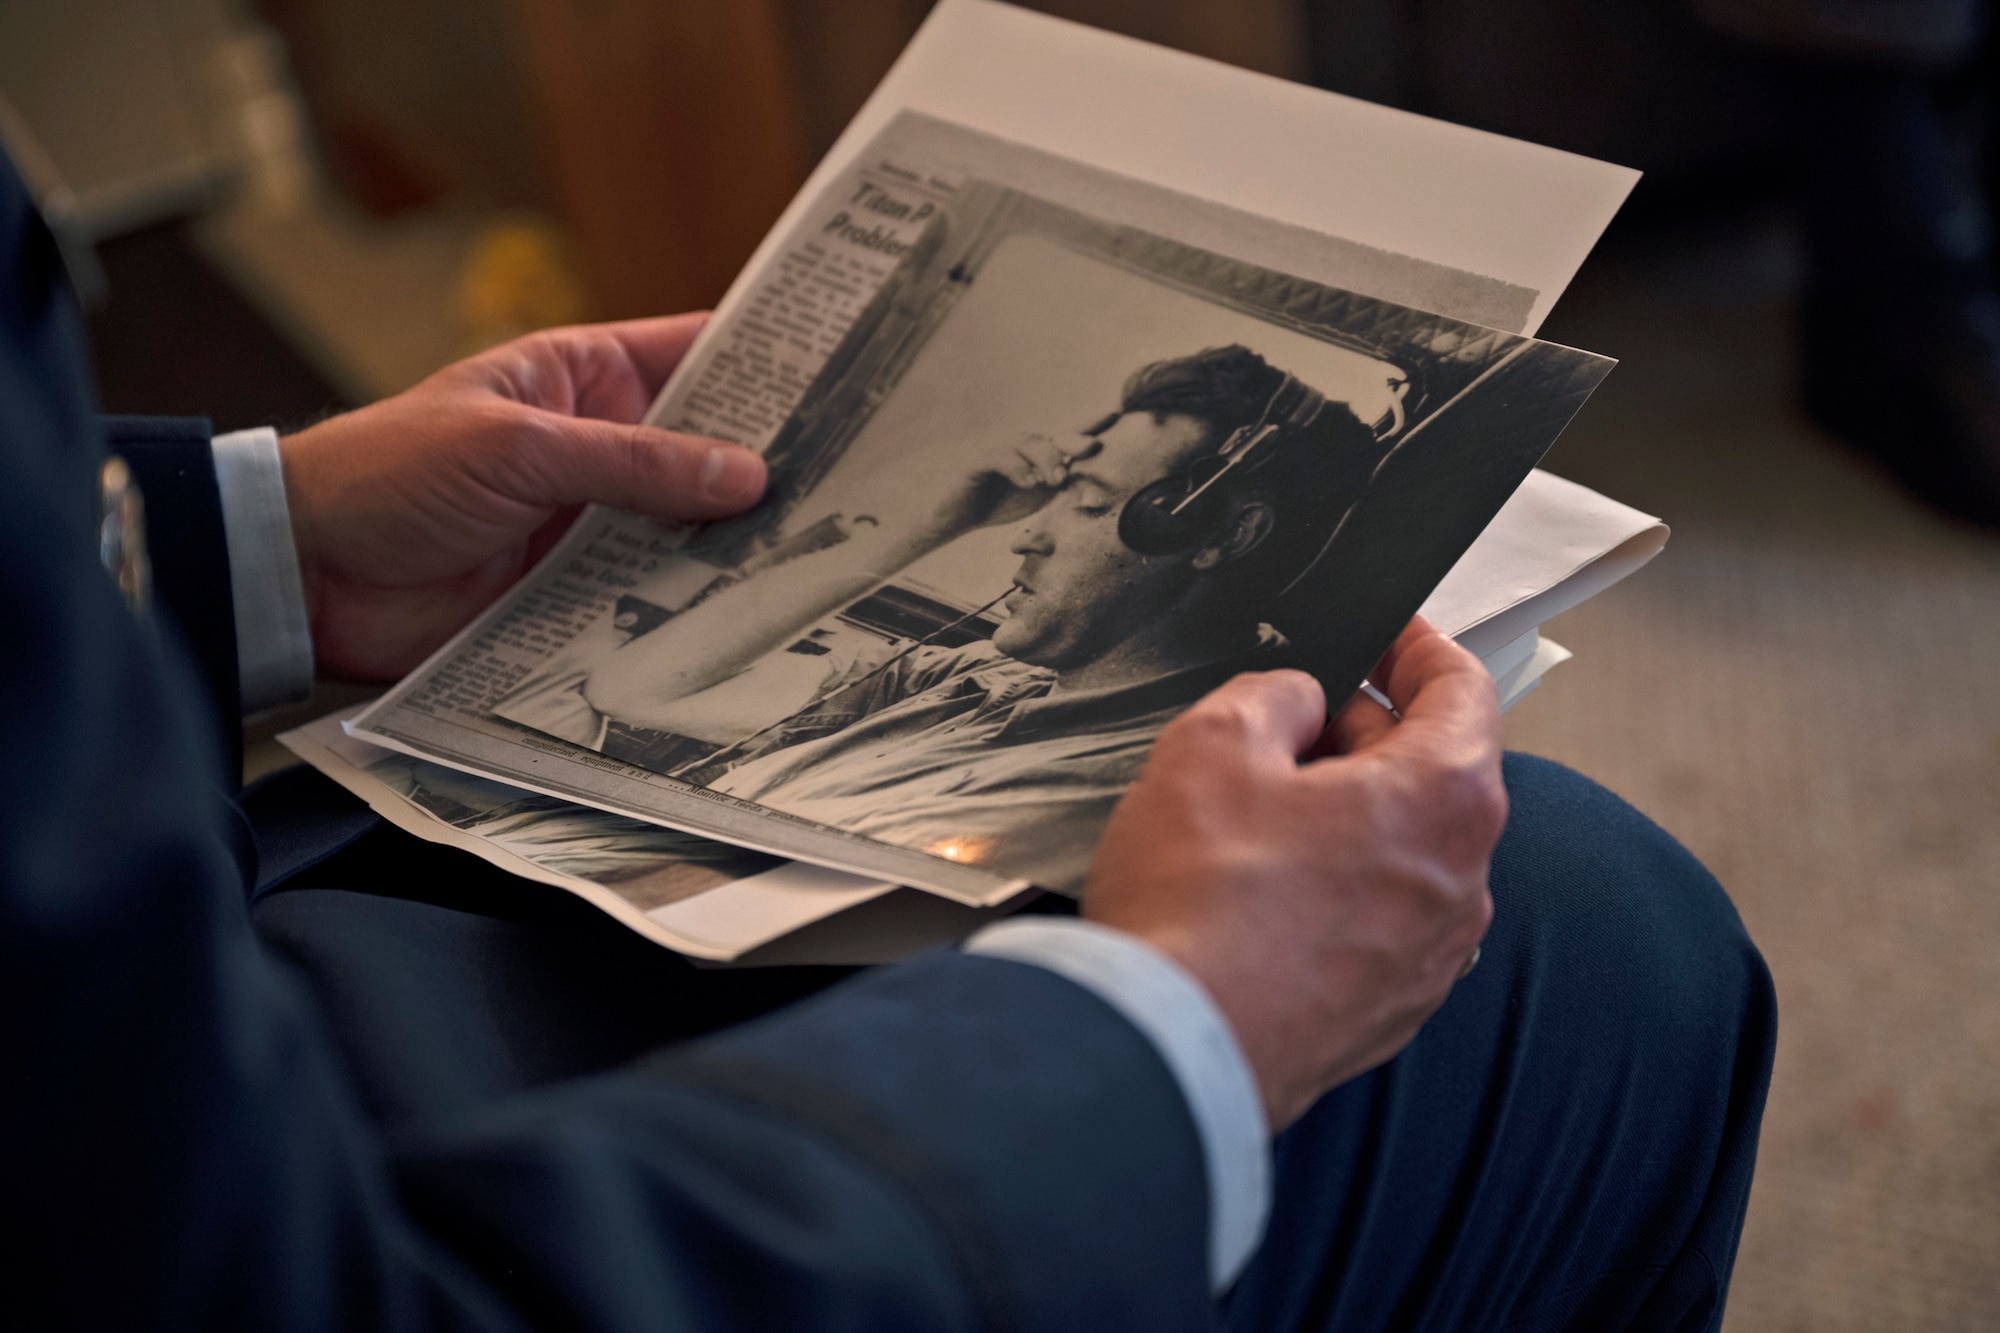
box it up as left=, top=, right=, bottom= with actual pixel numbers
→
left=993, top=410, right=1210, bottom=672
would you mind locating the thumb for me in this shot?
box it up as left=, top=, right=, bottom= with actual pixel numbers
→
left=507, top=411, right=767, bottom=520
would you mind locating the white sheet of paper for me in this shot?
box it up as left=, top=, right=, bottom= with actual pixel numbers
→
left=1421, top=468, right=1668, bottom=659
left=684, top=0, right=1637, bottom=369
left=1495, top=633, right=1574, bottom=710
left=1479, top=626, right=1544, bottom=685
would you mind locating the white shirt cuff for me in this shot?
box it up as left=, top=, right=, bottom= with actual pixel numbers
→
left=963, top=917, right=1271, bottom=1292
left=210, top=427, right=313, bottom=714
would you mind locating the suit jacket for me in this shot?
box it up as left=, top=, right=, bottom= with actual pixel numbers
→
left=0, top=155, right=1215, bottom=1330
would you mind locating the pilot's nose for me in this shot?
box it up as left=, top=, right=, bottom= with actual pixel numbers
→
left=1009, top=524, right=1054, bottom=557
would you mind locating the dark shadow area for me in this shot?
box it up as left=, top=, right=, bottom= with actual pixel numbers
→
left=86, top=219, right=352, bottom=434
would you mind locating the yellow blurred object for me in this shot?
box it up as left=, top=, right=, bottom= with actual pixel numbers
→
left=458, top=218, right=589, bottom=351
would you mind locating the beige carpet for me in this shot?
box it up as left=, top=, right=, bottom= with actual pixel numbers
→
left=1515, top=236, right=2000, bottom=1331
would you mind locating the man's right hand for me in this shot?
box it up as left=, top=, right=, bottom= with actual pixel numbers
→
left=1082, top=617, right=1505, bottom=1131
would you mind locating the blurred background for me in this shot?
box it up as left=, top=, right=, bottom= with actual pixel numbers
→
left=4, top=1, right=1995, bottom=1327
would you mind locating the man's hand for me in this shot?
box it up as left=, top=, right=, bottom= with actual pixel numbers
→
left=281, top=314, right=766, bottom=680
left=1083, top=617, right=1505, bottom=1131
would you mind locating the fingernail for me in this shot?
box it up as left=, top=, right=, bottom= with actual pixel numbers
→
left=700, top=446, right=764, bottom=504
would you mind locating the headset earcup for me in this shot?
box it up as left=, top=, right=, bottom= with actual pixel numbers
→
left=1119, top=478, right=1218, bottom=556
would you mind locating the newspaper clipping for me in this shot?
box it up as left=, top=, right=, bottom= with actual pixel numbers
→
left=353, top=112, right=1614, bottom=902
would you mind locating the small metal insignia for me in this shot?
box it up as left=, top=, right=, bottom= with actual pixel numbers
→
left=98, top=455, right=152, bottom=615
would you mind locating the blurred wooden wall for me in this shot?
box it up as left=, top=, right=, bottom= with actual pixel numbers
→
left=254, top=0, right=549, bottom=215
left=262, top=0, right=1308, bottom=319
left=515, top=0, right=808, bottom=318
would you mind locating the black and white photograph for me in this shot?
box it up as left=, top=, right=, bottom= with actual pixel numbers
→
left=428, top=177, right=1613, bottom=894
left=352, top=113, right=1616, bottom=902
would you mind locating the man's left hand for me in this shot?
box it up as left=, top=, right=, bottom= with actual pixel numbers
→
left=280, top=314, right=766, bottom=680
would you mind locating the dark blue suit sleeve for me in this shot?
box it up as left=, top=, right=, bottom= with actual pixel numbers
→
left=104, top=413, right=244, bottom=772
left=2, top=155, right=1215, bottom=1330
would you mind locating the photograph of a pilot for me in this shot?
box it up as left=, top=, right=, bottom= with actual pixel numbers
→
left=580, top=344, right=1390, bottom=890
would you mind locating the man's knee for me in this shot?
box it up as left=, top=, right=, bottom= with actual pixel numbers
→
left=1232, top=758, right=1776, bottom=1329
left=1487, top=752, right=1775, bottom=1065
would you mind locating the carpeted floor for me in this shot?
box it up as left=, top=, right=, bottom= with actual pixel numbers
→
left=1521, top=225, right=2000, bottom=1332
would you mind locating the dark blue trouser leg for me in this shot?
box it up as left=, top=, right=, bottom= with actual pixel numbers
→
left=246, top=755, right=1775, bottom=1328
left=1221, top=754, right=1777, bottom=1333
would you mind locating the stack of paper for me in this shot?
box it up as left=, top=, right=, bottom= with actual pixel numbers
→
left=282, top=472, right=1661, bottom=964
left=282, top=1, right=1657, bottom=966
